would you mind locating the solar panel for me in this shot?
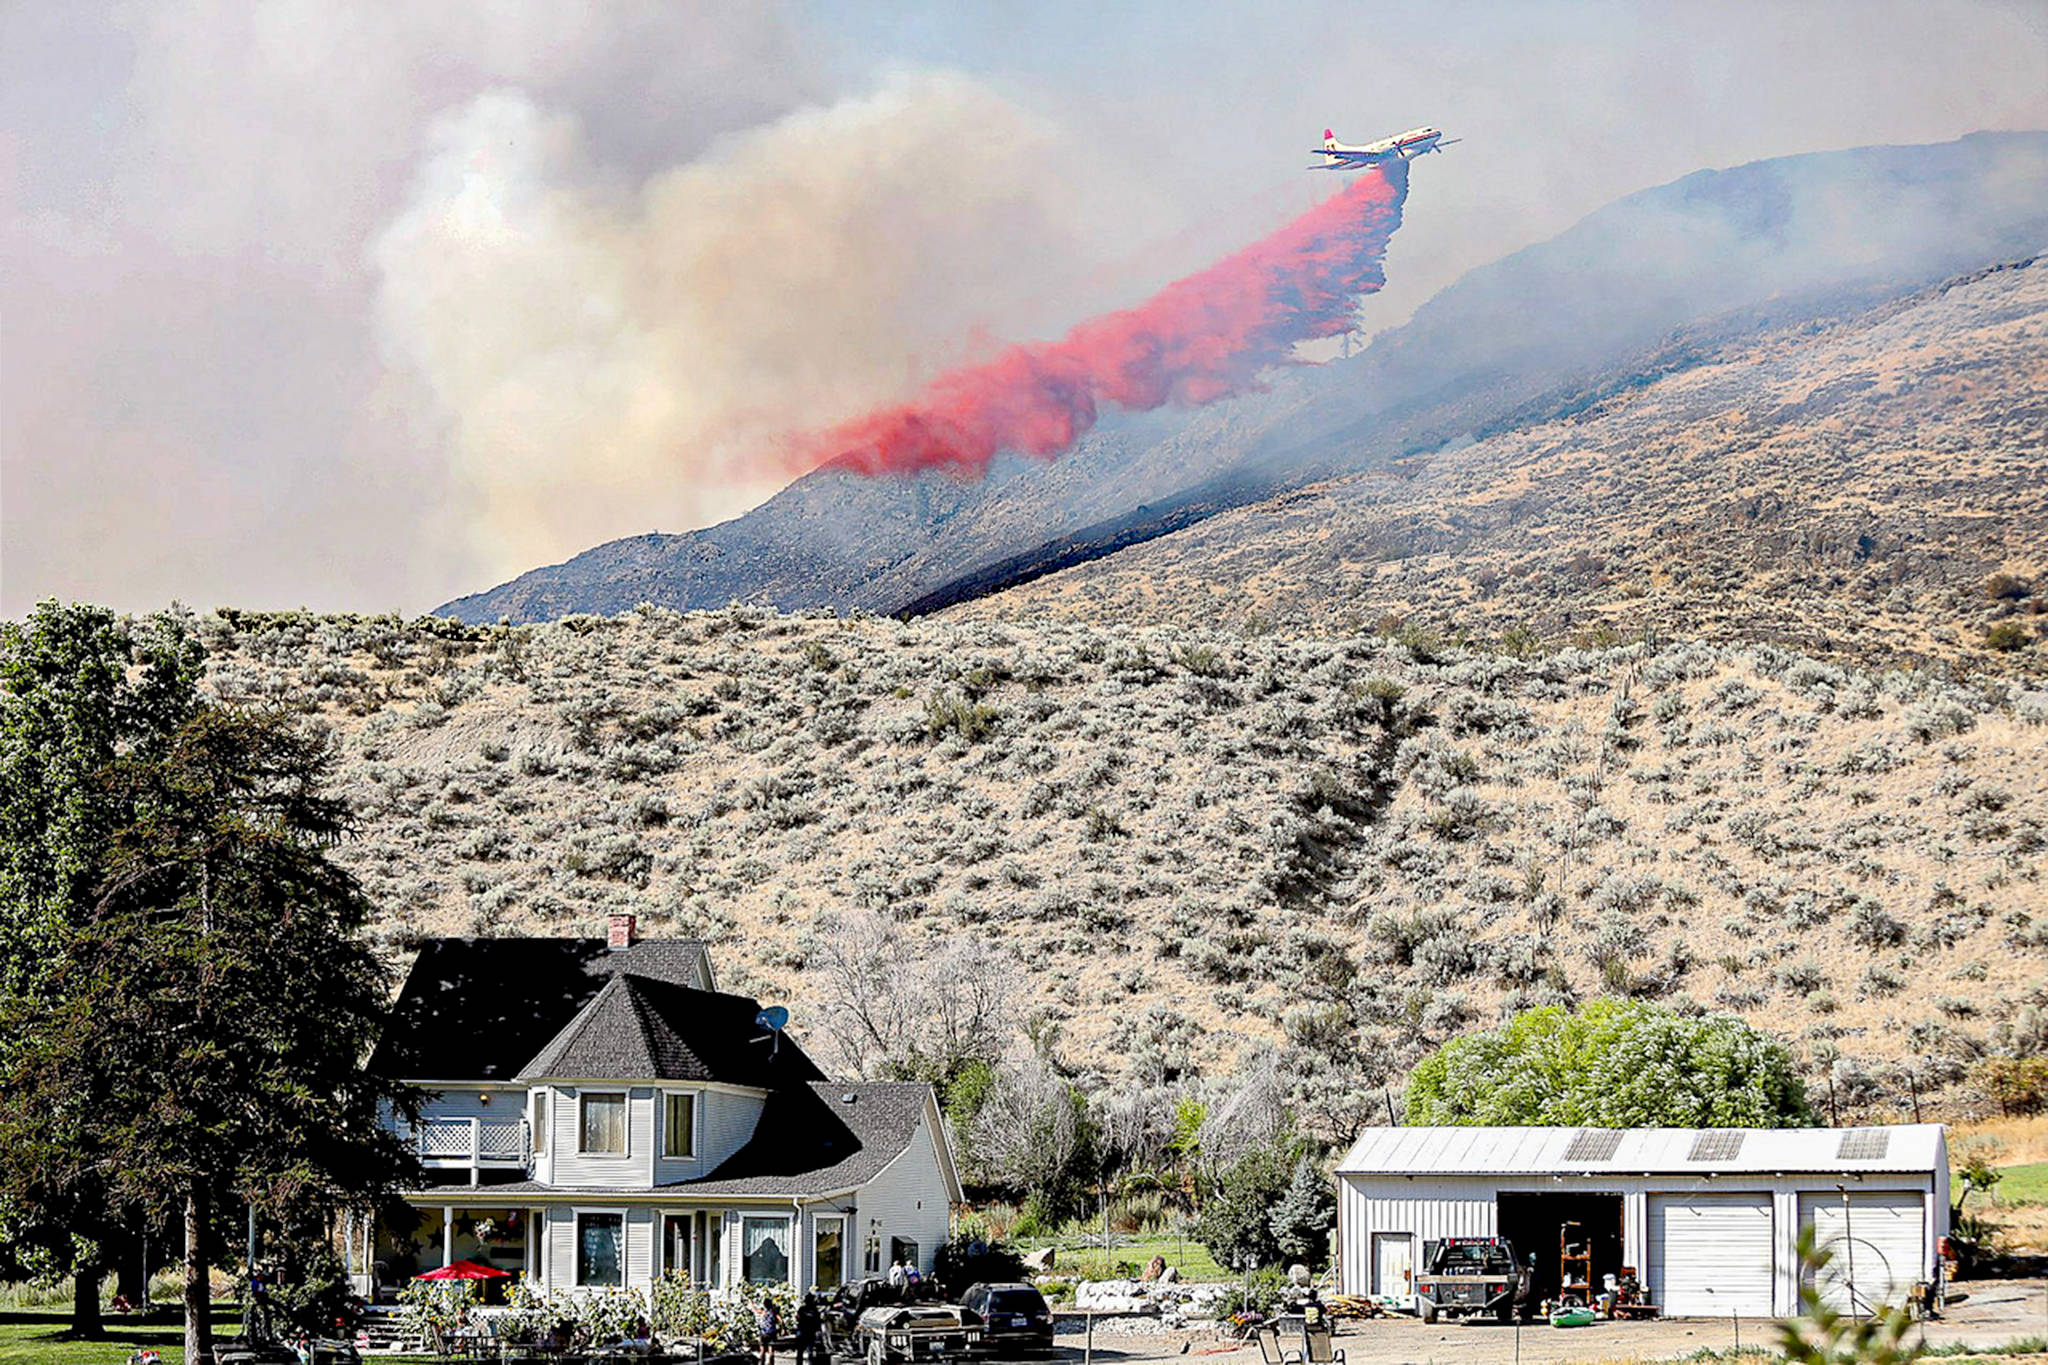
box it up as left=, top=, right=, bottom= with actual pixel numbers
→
left=1838, top=1129, right=1891, bottom=1160
left=1562, top=1129, right=1624, bottom=1162
left=1688, top=1130, right=1746, bottom=1161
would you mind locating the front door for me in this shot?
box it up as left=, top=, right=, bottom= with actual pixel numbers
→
left=1371, top=1233, right=1414, bottom=1298
left=663, top=1214, right=692, bottom=1284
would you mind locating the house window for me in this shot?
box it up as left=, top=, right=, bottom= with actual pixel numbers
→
left=577, top=1213, right=623, bottom=1287
left=663, top=1092, right=697, bottom=1158
left=742, top=1216, right=791, bottom=1285
left=579, top=1093, right=626, bottom=1154
left=532, top=1091, right=549, bottom=1156
left=709, top=1215, right=724, bottom=1288
left=863, top=1220, right=882, bottom=1275
left=813, top=1217, right=845, bottom=1291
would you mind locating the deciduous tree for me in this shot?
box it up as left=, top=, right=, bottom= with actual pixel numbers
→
left=0, top=603, right=201, bottom=1336
left=1403, top=999, right=1812, bottom=1128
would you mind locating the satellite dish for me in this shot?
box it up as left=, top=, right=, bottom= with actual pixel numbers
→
left=752, top=1005, right=790, bottom=1057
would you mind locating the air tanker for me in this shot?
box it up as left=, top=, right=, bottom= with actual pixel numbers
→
left=1311, top=126, right=1459, bottom=170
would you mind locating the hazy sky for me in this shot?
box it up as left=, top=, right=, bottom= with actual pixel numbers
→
left=4, top=0, right=2045, bottom=617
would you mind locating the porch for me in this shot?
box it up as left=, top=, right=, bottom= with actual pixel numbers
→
left=365, top=1199, right=860, bottom=1298
left=413, top=1116, right=532, bottom=1185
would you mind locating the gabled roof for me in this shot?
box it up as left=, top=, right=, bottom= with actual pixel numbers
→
left=1336, top=1125, right=1948, bottom=1177
left=518, top=975, right=826, bottom=1088
left=411, top=1082, right=952, bottom=1201
left=369, top=937, right=715, bottom=1081
left=664, top=1081, right=935, bottom=1197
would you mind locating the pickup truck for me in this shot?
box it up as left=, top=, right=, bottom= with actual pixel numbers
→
left=849, top=1303, right=983, bottom=1364
left=1413, top=1236, right=1532, bottom=1324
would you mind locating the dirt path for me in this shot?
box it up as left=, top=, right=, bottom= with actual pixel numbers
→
left=1041, top=1280, right=2048, bottom=1364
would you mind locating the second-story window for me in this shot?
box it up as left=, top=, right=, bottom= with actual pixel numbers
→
left=579, top=1092, right=626, bottom=1155
left=664, top=1092, right=697, bottom=1158
left=532, top=1091, right=549, bottom=1156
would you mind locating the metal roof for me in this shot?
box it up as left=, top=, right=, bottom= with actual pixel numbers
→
left=1337, top=1125, right=1946, bottom=1176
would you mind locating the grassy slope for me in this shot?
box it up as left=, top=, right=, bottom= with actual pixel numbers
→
left=190, top=600, right=2046, bottom=1134
left=174, top=262, right=2048, bottom=1132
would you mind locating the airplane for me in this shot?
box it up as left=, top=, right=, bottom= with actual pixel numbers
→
left=1311, top=126, right=1460, bottom=170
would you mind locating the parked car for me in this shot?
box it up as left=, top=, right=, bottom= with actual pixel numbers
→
left=958, top=1282, right=1054, bottom=1355
left=1412, top=1236, right=1531, bottom=1324
left=850, top=1303, right=982, bottom=1364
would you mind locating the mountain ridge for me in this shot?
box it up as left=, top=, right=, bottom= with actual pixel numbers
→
left=436, top=132, right=2048, bottom=626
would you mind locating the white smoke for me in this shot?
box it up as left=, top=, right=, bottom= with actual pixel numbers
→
left=373, top=73, right=1139, bottom=581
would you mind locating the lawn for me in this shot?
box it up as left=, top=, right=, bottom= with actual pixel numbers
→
left=1954, top=1161, right=2048, bottom=1208
left=0, top=1310, right=440, bottom=1365
left=0, top=1310, right=190, bottom=1365
left=1006, top=1231, right=1229, bottom=1284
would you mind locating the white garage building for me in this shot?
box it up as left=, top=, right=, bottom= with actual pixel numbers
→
left=1336, top=1125, right=1948, bottom=1318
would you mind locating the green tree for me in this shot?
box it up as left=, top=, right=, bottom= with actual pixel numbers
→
left=1268, top=1156, right=1336, bottom=1270
left=0, top=603, right=202, bottom=1336
left=1194, top=1142, right=1293, bottom=1272
left=1403, top=999, right=1813, bottom=1127
left=0, top=704, right=419, bottom=1364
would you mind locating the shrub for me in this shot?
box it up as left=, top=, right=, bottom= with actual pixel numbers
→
left=925, top=691, right=1000, bottom=744
left=1986, top=620, right=2032, bottom=651
left=1984, top=573, right=2033, bottom=601
left=1195, top=1142, right=1294, bottom=1271
left=1981, top=1057, right=2048, bottom=1115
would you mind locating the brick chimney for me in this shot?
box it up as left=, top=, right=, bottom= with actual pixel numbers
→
left=606, top=913, right=638, bottom=951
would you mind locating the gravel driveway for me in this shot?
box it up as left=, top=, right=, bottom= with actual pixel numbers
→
left=1038, top=1280, right=2048, bottom=1364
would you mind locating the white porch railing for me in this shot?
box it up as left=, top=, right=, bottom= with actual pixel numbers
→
left=414, top=1116, right=530, bottom=1184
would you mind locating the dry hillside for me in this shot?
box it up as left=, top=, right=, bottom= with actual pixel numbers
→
left=953, top=257, right=2048, bottom=670
left=193, top=605, right=2047, bottom=1138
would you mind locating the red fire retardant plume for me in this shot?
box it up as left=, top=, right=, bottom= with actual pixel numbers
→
left=801, top=162, right=1410, bottom=478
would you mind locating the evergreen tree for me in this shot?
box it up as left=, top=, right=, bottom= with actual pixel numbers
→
left=0, top=701, right=419, bottom=1362
left=1268, top=1156, right=1336, bottom=1271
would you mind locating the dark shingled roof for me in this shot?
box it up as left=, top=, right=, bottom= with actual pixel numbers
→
left=518, top=975, right=826, bottom=1088
left=369, top=937, right=715, bottom=1081
left=410, top=1082, right=934, bottom=1199
left=666, top=1082, right=931, bottom=1196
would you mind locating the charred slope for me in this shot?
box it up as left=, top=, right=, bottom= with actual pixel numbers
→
left=436, top=132, right=2048, bottom=625
left=953, top=255, right=2048, bottom=674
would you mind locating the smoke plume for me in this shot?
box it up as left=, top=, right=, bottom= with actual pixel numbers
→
left=803, top=162, right=1409, bottom=478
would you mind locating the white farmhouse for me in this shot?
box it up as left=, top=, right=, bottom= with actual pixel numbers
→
left=1336, top=1125, right=1948, bottom=1318
left=358, top=915, right=960, bottom=1297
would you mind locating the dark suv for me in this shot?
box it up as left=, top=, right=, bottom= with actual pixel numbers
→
left=958, top=1282, right=1054, bottom=1355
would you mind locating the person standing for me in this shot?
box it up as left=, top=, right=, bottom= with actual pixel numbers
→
left=887, top=1259, right=909, bottom=1294
left=757, top=1297, right=782, bottom=1365
left=795, top=1292, right=822, bottom=1365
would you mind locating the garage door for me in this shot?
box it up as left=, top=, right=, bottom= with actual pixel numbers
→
left=1799, top=1191, right=1925, bottom=1313
left=1648, top=1193, right=1775, bottom=1317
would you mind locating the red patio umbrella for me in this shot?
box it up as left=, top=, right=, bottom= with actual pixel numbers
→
left=414, top=1259, right=511, bottom=1280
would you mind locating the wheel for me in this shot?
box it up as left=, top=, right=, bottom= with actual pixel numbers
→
left=1419, top=1301, right=1437, bottom=1325
left=866, top=1335, right=887, bottom=1365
